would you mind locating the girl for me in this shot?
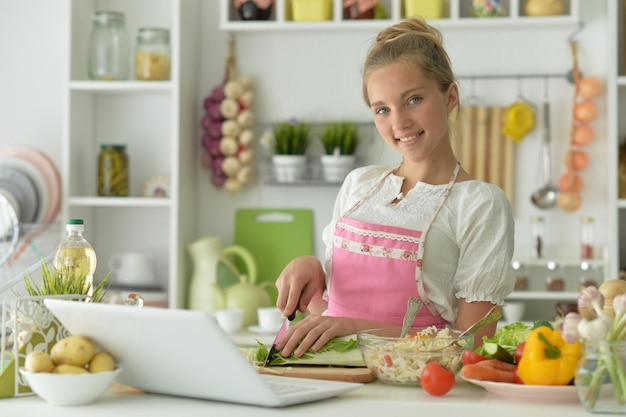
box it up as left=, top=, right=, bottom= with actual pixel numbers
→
left=274, top=17, right=515, bottom=358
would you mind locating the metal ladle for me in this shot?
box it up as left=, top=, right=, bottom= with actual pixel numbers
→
left=530, top=101, right=559, bottom=209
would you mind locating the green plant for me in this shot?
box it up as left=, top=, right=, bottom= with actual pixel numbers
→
left=320, top=121, right=359, bottom=155
left=22, top=261, right=111, bottom=303
left=272, top=120, right=310, bottom=155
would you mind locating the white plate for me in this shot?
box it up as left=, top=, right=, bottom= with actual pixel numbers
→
left=0, top=146, right=61, bottom=223
left=0, top=166, right=39, bottom=223
left=0, top=155, right=48, bottom=223
left=248, top=325, right=280, bottom=334
left=461, top=376, right=579, bottom=401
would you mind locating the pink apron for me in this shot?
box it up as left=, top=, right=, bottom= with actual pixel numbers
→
left=325, top=161, right=461, bottom=327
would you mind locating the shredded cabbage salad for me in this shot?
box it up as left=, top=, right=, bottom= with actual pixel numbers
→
left=361, top=327, right=468, bottom=385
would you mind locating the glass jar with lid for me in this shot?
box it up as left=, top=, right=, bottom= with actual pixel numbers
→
left=530, top=216, right=545, bottom=258
left=580, top=216, right=595, bottom=259
left=88, top=11, right=129, bottom=80
left=135, top=28, right=171, bottom=81
left=98, top=144, right=129, bottom=196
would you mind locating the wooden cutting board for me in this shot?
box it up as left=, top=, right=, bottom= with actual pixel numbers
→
left=257, top=366, right=376, bottom=383
left=234, top=209, right=314, bottom=304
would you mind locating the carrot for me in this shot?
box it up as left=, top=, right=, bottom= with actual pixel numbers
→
left=474, top=359, right=517, bottom=373
left=460, top=361, right=516, bottom=383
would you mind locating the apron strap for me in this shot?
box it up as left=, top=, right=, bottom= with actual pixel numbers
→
left=415, top=161, right=461, bottom=315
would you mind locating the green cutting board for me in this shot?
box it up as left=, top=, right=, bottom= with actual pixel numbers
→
left=234, top=209, right=313, bottom=304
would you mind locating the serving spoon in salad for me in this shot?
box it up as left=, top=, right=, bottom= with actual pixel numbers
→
left=437, top=305, right=503, bottom=350
left=399, top=297, right=423, bottom=338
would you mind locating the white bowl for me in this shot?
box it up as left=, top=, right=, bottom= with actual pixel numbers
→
left=20, top=367, right=122, bottom=406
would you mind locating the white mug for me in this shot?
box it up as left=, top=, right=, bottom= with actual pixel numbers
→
left=108, top=252, right=156, bottom=287
left=215, top=309, right=243, bottom=334
left=257, top=307, right=284, bottom=332
left=503, top=302, right=526, bottom=323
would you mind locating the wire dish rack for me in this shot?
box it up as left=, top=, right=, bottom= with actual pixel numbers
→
left=0, top=222, right=61, bottom=299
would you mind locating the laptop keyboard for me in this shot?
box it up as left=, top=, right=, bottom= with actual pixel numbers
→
left=267, top=381, right=319, bottom=396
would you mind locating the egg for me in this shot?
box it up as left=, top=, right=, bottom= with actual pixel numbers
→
left=559, top=171, right=583, bottom=192
left=574, top=100, right=597, bottom=122
left=578, top=77, right=603, bottom=99
left=572, top=124, right=594, bottom=146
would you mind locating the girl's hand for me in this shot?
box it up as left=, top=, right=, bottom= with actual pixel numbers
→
left=274, top=314, right=356, bottom=357
left=274, top=314, right=391, bottom=357
left=275, top=256, right=326, bottom=318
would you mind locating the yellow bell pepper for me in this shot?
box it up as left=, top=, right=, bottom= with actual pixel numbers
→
left=517, top=327, right=582, bottom=385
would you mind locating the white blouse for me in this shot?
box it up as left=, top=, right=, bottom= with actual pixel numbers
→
left=321, top=165, right=515, bottom=323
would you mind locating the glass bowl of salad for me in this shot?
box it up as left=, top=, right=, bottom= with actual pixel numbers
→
left=357, top=326, right=473, bottom=385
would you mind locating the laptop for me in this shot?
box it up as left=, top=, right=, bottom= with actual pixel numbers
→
left=43, top=299, right=363, bottom=407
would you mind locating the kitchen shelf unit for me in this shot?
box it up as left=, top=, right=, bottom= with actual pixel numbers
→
left=220, top=0, right=580, bottom=31
left=505, top=244, right=607, bottom=322
left=61, top=0, right=201, bottom=308
left=610, top=0, right=626, bottom=280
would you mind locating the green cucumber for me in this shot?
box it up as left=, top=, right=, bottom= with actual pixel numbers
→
left=482, top=342, right=515, bottom=364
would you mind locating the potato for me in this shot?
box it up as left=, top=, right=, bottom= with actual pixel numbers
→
left=53, top=364, right=88, bottom=374
left=24, top=351, right=55, bottom=373
left=88, top=351, right=116, bottom=373
left=50, top=336, right=96, bottom=367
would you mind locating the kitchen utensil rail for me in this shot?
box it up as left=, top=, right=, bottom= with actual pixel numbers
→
left=457, top=72, right=568, bottom=81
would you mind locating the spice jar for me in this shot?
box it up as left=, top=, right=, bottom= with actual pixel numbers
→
left=580, top=216, right=595, bottom=259
left=88, top=11, right=129, bottom=80
left=98, top=144, right=129, bottom=196
left=545, top=261, right=565, bottom=291
left=511, top=261, right=528, bottom=291
left=135, top=28, right=170, bottom=81
left=578, top=261, right=599, bottom=290
left=530, top=216, right=544, bottom=258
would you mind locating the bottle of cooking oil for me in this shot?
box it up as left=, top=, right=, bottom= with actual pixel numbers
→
left=53, top=219, right=97, bottom=296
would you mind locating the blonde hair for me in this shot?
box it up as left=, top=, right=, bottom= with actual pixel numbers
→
left=362, top=17, right=455, bottom=106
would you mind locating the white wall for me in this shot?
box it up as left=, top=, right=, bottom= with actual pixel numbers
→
left=0, top=0, right=611, bottom=266
left=196, top=0, right=610, bottom=261
left=0, top=0, right=64, bottom=164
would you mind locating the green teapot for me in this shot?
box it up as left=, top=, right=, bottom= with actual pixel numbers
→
left=187, top=235, right=272, bottom=327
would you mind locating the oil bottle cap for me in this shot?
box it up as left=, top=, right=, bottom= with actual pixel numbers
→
left=66, top=219, right=84, bottom=225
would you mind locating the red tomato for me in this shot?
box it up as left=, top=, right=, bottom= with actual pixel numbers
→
left=420, top=363, right=455, bottom=396
left=462, top=350, right=488, bottom=366
left=514, top=342, right=526, bottom=364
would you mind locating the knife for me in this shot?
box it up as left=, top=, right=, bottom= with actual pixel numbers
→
left=263, top=310, right=296, bottom=366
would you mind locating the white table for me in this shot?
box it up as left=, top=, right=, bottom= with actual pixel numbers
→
left=1, top=377, right=592, bottom=416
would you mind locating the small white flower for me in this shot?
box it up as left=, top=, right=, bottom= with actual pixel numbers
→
left=259, top=131, right=275, bottom=150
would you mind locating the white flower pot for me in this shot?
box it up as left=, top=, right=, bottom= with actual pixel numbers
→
left=320, top=154, right=355, bottom=183
left=272, top=155, right=307, bottom=183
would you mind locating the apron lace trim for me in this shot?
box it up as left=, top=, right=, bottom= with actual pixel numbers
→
left=332, top=235, right=419, bottom=261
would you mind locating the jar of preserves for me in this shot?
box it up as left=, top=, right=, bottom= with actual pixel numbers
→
left=98, top=144, right=129, bottom=196
left=135, top=28, right=171, bottom=80
left=88, top=11, right=129, bottom=81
